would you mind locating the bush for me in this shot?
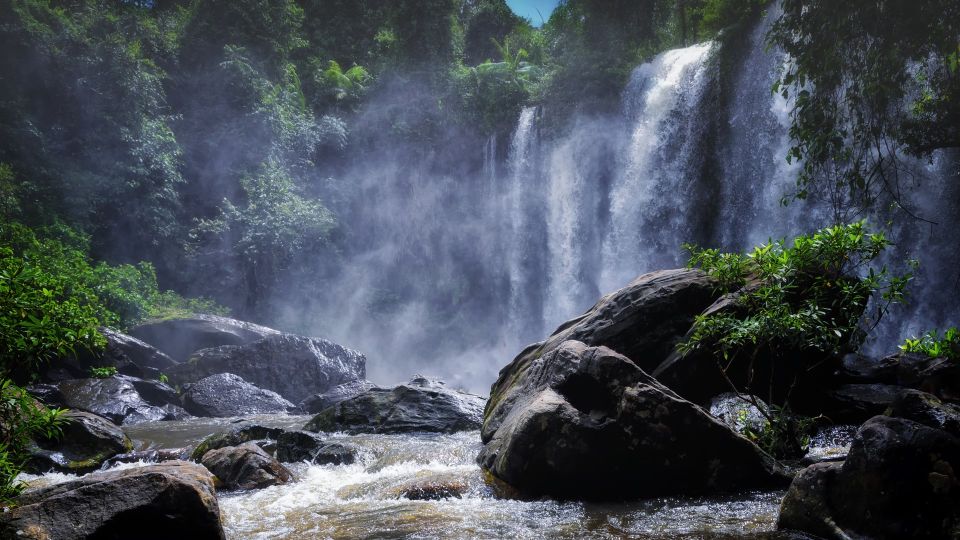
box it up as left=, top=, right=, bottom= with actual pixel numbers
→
left=900, top=327, right=959, bottom=360
left=0, top=380, right=65, bottom=503
left=89, top=366, right=118, bottom=379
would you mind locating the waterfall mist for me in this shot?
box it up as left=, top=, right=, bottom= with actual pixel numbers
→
left=271, top=10, right=958, bottom=394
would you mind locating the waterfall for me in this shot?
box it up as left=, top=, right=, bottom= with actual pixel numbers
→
left=504, top=106, right=543, bottom=342
left=600, top=42, right=714, bottom=291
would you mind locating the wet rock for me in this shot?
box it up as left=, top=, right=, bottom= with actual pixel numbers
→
left=102, top=448, right=189, bottom=468
left=779, top=394, right=960, bottom=539
left=304, top=377, right=484, bottom=434
left=298, top=379, right=378, bottom=414
left=181, top=373, right=296, bottom=418
left=0, top=461, right=224, bottom=540
left=708, top=392, right=769, bottom=435
left=893, top=351, right=960, bottom=402
left=887, top=388, right=960, bottom=437
left=54, top=377, right=173, bottom=425
left=200, top=442, right=293, bottom=490
left=25, top=383, right=64, bottom=408
left=397, top=477, right=468, bottom=500
left=824, top=383, right=907, bottom=424
left=26, top=410, right=132, bottom=474
left=190, top=422, right=285, bottom=460
left=479, top=340, right=788, bottom=500
left=169, top=333, right=365, bottom=403
left=834, top=352, right=898, bottom=384
left=116, top=374, right=181, bottom=407
left=130, top=314, right=280, bottom=362
left=42, top=327, right=178, bottom=382
left=276, top=430, right=357, bottom=464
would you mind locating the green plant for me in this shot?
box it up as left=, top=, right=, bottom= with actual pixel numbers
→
left=0, top=379, right=66, bottom=503
left=88, top=366, right=118, bottom=379
left=900, top=327, right=959, bottom=360
left=157, top=372, right=169, bottom=384
left=680, top=222, right=912, bottom=458
left=740, top=405, right=818, bottom=459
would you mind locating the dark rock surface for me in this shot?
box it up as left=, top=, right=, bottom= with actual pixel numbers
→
left=779, top=390, right=960, bottom=539
left=298, top=379, right=378, bottom=414
left=304, top=376, right=484, bottom=434
left=181, top=373, right=296, bottom=417
left=824, top=383, right=907, bottom=424
left=26, top=410, right=132, bottom=474
left=101, top=448, right=188, bottom=469
left=190, top=422, right=285, bottom=461
left=200, top=442, right=293, bottom=490
left=42, top=327, right=178, bottom=383
left=169, top=333, right=365, bottom=403
left=0, top=461, right=224, bottom=540
left=130, top=314, right=280, bottom=362
left=708, top=392, right=769, bottom=436
left=276, top=430, right=357, bottom=465
left=54, top=376, right=174, bottom=425
left=479, top=340, right=788, bottom=499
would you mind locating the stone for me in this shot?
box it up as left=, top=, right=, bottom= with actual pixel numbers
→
left=304, top=377, right=484, bottom=434
left=298, top=379, right=378, bottom=414
left=0, top=461, right=224, bottom=540
left=54, top=376, right=174, bottom=425
left=101, top=448, right=188, bottom=469
left=200, top=442, right=293, bottom=491
left=479, top=340, right=788, bottom=499
left=276, top=430, right=356, bottom=465
left=42, top=327, right=178, bottom=383
left=190, top=422, right=285, bottom=461
left=130, top=314, right=280, bottom=362
left=779, top=391, right=960, bottom=539
left=708, top=392, right=769, bottom=436
left=181, top=373, right=296, bottom=418
left=824, top=383, right=907, bottom=424
left=26, top=410, right=132, bottom=474
left=169, top=333, right=366, bottom=403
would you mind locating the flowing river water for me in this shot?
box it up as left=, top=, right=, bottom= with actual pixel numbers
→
left=19, top=414, right=858, bottom=539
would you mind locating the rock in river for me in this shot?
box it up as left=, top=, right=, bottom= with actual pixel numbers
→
left=778, top=389, right=960, bottom=539
left=298, top=379, right=378, bottom=414
left=0, top=461, right=224, bottom=540
left=26, top=410, right=131, bottom=474
left=54, top=376, right=175, bottom=425
left=181, top=373, right=296, bottom=418
left=200, top=442, right=293, bottom=491
left=479, top=340, right=788, bottom=500
left=130, top=314, right=281, bottom=362
left=305, top=377, right=485, bottom=434
left=276, top=430, right=357, bottom=465
left=169, top=333, right=366, bottom=403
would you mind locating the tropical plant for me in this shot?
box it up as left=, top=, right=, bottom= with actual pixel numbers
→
left=88, top=366, right=118, bottom=379
left=900, top=327, right=960, bottom=361
left=0, top=379, right=66, bottom=503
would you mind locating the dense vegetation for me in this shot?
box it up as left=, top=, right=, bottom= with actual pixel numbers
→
left=681, top=222, right=913, bottom=456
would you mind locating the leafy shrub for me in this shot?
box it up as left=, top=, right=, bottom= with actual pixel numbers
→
left=900, top=327, right=959, bottom=360
left=88, top=366, right=118, bottom=379
left=681, top=221, right=912, bottom=362
left=0, top=379, right=65, bottom=503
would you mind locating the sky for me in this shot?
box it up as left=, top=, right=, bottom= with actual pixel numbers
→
left=505, top=0, right=560, bottom=27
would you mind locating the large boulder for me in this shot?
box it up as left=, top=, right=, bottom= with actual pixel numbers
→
left=130, top=314, right=280, bottom=362
left=823, top=383, right=907, bottom=424
left=54, top=377, right=175, bottom=425
left=200, top=442, right=293, bottom=491
left=26, top=410, right=131, bottom=474
left=0, top=461, right=224, bottom=540
left=181, top=373, right=296, bottom=418
left=298, top=379, right=378, bottom=414
left=479, top=341, right=788, bottom=499
left=169, top=334, right=365, bottom=403
left=42, top=327, right=177, bottom=382
left=190, top=422, right=285, bottom=461
left=275, top=430, right=357, bottom=465
left=778, top=390, right=960, bottom=539
left=304, top=377, right=484, bottom=434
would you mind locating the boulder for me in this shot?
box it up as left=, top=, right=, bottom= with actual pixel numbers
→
left=479, top=340, right=788, bottom=499
left=834, top=352, right=899, bottom=384
left=200, top=442, right=293, bottom=491
left=190, top=422, right=285, bottom=461
left=169, top=333, right=365, bottom=403
left=892, top=351, right=960, bottom=402
left=824, top=383, right=907, bottom=424
left=276, top=430, right=357, bottom=465
left=304, top=377, right=484, bottom=434
left=102, top=448, right=188, bottom=469
left=130, top=314, right=280, bottom=362
left=779, top=391, right=960, bottom=539
left=181, top=373, right=296, bottom=418
left=298, top=379, right=378, bottom=414
left=26, top=410, right=132, bottom=474
left=396, top=475, right=468, bottom=500
left=54, top=376, right=175, bottom=425
left=42, top=327, right=178, bottom=383
left=0, top=461, right=224, bottom=540
left=708, top=392, right=769, bottom=436
left=116, top=374, right=180, bottom=407
left=886, top=388, right=960, bottom=436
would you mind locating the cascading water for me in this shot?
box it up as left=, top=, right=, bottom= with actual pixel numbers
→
left=600, top=42, right=714, bottom=291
